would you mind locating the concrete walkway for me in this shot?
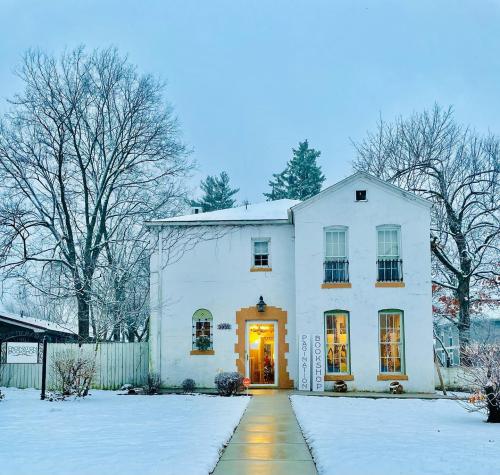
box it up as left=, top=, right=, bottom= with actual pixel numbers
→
left=212, top=390, right=317, bottom=475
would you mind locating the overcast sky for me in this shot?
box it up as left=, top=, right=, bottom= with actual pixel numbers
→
left=2, top=0, right=500, bottom=203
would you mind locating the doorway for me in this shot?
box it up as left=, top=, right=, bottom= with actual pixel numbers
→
left=246, top=321, right=278, bottom=386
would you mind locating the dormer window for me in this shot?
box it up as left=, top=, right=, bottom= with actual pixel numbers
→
left=356, top=190, right=367, bottom=201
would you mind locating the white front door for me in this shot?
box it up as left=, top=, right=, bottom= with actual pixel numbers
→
left=245, top=320, right=278, bottom=386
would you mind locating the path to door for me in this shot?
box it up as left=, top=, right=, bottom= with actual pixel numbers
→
left=212, top=390, right=318, bottom=475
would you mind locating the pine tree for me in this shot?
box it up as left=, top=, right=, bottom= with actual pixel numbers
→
left=193, top=171, right=239, bottom=212
left=264, top=140, right=325, bottom=200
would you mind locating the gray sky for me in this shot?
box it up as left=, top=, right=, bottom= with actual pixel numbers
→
left=2, top=0, right=500, bottom=202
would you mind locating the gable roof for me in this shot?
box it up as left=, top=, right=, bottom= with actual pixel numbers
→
left=290, top=171, right=432, bottom=214
left=145, top=199, right=301, bottom=226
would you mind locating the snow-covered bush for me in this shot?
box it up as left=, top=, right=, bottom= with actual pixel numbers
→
left=459, top=343, right=500, bottom=423
left=143, top=372, right=162, bottom=395
left=52, top=349, right=96, bottom=398
left=214, top=372, right=244, bottom=396
left=181, top=378, right=196, bottom=393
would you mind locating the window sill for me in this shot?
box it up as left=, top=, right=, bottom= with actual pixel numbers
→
left=321, top=282, right=352, bottom=289
left=250, top=267, right=272, bottom=272
left=375, top=282, right=405, bottom=288
left=377, top=374, right=408, bottom=381
left=325, top=374, right=354, bottom=381
left=190, top=350, right=215, bottom=355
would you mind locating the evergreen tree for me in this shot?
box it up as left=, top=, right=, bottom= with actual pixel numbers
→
left=192, top=171, right=239, bottom=212
left=264, top=140, right=325, bottom=200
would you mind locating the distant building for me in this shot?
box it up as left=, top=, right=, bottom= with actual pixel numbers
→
left=435, top=316, right=500, bottom=366
left=0, top=309, right=77, bottom=342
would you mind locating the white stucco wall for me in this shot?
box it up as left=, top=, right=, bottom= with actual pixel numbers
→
left=293, top=175, right=434, bottom=392
left=150, top=224, right=296, bottom=387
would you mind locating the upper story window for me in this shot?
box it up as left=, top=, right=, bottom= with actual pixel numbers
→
left=192, top=309, right=213, bottom=351
left=377, top=225, right=403, bottom=282
left=324, top=227, right=349, bottom=283
left=253, top=239, right=270, bottom=267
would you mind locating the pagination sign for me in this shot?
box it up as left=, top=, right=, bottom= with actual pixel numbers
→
left=298, top=334, right=311, bottom=391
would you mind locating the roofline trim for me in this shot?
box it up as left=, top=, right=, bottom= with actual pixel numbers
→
left=145, top=218, right=293, bottom=227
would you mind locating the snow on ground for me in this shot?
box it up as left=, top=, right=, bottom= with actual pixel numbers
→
left=0, top=388, right=249, bottom=475
left=291, top=395, right=499, bottom=475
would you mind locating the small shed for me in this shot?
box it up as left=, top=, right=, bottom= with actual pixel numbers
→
left=0, top=310, right=77, bottom=343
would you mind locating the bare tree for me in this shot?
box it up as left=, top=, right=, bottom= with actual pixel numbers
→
left=353, top=105, right=499, bottom=357
left=0, top=47, right=190, bottom=339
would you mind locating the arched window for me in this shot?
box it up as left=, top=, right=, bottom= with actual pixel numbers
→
left=379, top=309, right=404, bottom=374
left=324, top=310, right=350, bottom=374
left=192, top=309, right=213, bottom=351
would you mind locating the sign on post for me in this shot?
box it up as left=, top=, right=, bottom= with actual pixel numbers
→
left=298, top=334, right=311, bottom=391
left=6, top=342, right=39, bottom=364
left=311, top=334, right=325, bottom=392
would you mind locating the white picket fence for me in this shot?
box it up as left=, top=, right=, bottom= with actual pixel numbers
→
left=0, top=342, right=149, bottom=390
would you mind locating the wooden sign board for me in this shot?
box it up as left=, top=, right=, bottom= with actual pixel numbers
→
left=6, top=342, right=39, bottom=364
left=298, top=334, right=311, bottom=391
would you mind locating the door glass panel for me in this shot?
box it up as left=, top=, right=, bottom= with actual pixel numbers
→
left=248, top=323, right=275, bottom=384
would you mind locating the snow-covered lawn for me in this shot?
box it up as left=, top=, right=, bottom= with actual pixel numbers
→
left=0, top=388, right=249, bottom=475
left=291, top=395, right=499, bottom=475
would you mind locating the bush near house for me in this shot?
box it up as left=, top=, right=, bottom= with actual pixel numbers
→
left=143, top=372, right=162, bottom=395
left=181, top=378, right=196, bottom=393
left=214, top=372, right=244, bottom=396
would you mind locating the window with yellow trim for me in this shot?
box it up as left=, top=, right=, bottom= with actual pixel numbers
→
left=379, top=310, right=404, bottom=373
left=325, top=311, right=350, bottom=374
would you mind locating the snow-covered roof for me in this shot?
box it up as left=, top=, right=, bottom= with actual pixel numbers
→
left=0, top=308, right=76, bottom=335
left=146, top=199, right=301, bottom=226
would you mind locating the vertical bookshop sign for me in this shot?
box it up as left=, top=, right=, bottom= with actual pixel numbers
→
left=311, top=334, right=325, bottom=392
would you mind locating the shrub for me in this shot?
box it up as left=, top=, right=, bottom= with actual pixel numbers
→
left=181, top=378, right=196, bottom=393
left=143, top=372, right=162, bottom=395
left=195, top=336, right=211, bottom=351
left=214, top=372, right=244, bottom=396
left=0, top=389, right=4, bottom=401
left=52, top=349, right=96, bottom=398
left=460, top=343, right=500, bottom=423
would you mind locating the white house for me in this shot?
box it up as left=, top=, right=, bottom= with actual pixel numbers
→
left=147, top=172, right=435, bottom=392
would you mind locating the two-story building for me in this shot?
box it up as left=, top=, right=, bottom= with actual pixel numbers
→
left=147, top=172, right=435, bottom=392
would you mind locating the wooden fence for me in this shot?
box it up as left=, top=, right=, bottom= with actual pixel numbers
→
left=0, top=342, right=149, bottom=390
